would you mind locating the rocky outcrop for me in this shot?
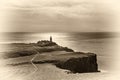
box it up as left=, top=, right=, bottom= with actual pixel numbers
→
left=55, top=53, right=98, bottom=73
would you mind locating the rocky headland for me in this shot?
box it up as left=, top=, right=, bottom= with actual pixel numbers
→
left=4, top=40, right=99, bottom=73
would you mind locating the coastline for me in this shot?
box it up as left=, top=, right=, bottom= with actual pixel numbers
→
left=0, top=32, right=118, bottom=80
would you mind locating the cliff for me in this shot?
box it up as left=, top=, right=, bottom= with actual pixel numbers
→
left=54, top=53, right=98, bottom=73
left=5, top=40, right=99, bottom=73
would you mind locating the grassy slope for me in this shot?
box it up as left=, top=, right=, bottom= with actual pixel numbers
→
left=3, top=43, right=74, bottom=59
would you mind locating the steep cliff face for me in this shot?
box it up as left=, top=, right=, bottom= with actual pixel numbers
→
left=55, top=53, right=98, bottom=73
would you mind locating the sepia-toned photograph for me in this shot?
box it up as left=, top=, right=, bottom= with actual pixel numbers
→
left=0, top=0, right=120, bottom=80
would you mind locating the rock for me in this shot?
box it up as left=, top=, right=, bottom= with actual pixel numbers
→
left=55, top=53, right=98, bottom=73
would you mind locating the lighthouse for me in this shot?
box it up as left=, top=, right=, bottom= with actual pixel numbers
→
left=50, top=36, right=52, bottom=42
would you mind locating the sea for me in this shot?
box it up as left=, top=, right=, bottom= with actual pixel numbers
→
left=0, top=32, right=120, bottom=80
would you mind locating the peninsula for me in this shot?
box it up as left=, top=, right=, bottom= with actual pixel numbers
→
left=5, top=37, right=99, bottom=73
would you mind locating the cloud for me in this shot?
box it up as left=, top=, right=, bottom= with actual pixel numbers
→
left=0, top=0, right=118, bottom=32
left=0, top=0, right=96, bottom=17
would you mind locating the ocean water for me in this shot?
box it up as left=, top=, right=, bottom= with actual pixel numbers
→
left=0, top=32, right=120, bottom=80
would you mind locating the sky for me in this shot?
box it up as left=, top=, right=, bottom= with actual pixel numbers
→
left=0, top=0, right=120, bottom=32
